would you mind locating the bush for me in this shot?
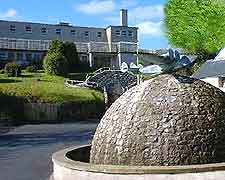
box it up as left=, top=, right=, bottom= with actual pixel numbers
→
left=0, top=69, right=4, bottom=74
left=45, top=40, right=82, bottom=74
left=4, top=62, right=21, bottom=77
left=43, top=52, right=68, bottom=76
left=25, top=65, right=37, bottom=73
left=61, top=42, right=80, bottom=73
left=79, top=60, right=92, bottom=73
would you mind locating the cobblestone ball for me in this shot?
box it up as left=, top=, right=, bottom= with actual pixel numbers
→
left=90, top=74, right=225, bottom=166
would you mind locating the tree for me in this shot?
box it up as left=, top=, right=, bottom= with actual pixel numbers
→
left=48, top=40, right=64, bottom=54
left=43, top=40, right=68, bottom=75
left=44, top=40, right=81, bottom=74
left=165, top=0, right=225, bottom=58
left=61, top=42, right=80, bottom=73
left=43, top=52, right=68, bottom=76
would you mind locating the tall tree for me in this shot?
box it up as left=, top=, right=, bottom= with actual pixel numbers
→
left=165, top=0, right=225, bottom=59
left=43, top=40, right=68, bottom=76
left=61, top=42, right=80, bottom=73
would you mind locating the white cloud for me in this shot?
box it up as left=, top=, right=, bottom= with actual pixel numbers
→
left=0, top=8, right=17, bottom=18
left=130, top=5, right=164, bottom=22
left=104, top=16, right=120, bottom=25
left=120, top=0, right=138, bottom=8
left=76, top=0, right=115, bottom=15
left=136, top=21, right=163, bottom=37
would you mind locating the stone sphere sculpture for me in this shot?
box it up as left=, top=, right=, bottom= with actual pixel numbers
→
left=90, top=74, right=225, bottom=166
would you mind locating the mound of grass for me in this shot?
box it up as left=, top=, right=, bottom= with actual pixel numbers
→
left=0, top=71, right=104, bottom=103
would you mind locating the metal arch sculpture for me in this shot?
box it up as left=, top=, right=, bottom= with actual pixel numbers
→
left=128, top=49, right=196, bottom=76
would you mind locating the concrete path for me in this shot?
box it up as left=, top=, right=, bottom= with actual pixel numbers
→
left=0, top=122, right=98, bottom=180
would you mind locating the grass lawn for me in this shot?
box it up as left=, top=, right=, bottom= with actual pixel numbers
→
left=0, top=71, right=104, bottom=103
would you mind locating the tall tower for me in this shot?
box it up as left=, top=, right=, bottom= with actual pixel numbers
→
left=120, top=9, right=128, bottom=26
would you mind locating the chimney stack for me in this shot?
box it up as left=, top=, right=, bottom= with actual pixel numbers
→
left=120, top=9, right=128, bottom=26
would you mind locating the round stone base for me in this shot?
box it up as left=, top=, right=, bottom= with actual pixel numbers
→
left=52, top=145, right=225, bottom=180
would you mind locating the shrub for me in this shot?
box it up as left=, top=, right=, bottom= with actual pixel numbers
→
left=61, top=42, right=80, bottom=73
left=79, top=60, right=92, bottom=73
left=25, top=65, right=37, bottom=73
left=45, top=40, right=82, bottom=74
left=4, top=62, right=21, bottom=77
left=43, top=52, right=68, bottom=76
left=0, top=69, right=4, bottom=74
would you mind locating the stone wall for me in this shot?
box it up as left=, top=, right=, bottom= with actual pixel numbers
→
left=24, top=102, right=105, bottom=123
left=0, top=100, right=105, bottom=126
left=52, top=145, right=225, bottom=180
left=24, top=103, right=60, bottom=122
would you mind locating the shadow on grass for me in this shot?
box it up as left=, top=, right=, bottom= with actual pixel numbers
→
left=0, top=79, right=22, bottom=83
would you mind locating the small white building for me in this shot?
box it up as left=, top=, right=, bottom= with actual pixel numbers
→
left=192, top=48, right=225, bottom=92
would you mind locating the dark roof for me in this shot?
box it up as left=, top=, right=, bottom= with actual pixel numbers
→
left=192, top=60, right=225, bottom=79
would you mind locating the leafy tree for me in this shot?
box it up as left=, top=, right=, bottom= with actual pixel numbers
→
left=165, top=0, right=225, bottom=58
left=48, top=40, right=64, bottom=54
left=43, top=52, right=68, bottom=76
left=62, top=42, right=80, bottom=73
left=44, top=40, right=81, bottom=74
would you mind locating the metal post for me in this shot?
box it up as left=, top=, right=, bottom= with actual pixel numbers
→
left=89, top=52, right=93, bottom=67
left=136, top=42, right=139, bottom=65
left=118, top=53, right=122, bottom=68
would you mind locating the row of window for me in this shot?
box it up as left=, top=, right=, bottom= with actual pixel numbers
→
left=115, top=30, right=133, bottom=37
left=9, top=25, right=103, bottom=38
left=0, top=51, right=42, bottom=61
left=9, top=25, right=135, bottom=38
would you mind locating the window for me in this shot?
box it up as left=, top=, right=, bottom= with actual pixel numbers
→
left=81, top=55, right=88, bottom=62
left=9, top=25, right=16, bottom=32
left=84, top=31, right=89, bottom=37
left=0, top=52, right=7, bottom=60
left=56, top=29, right=61, bottom=35
left=25, top=53, right=32, bottom=61
left=121, top=30, right=127, bottom=36
left=97, top=32, right=102, bottom=38
left=128, top=30, right=133, bottom=37
left=16, top=53, right=23, bottom=61
left=33, top=53, right=41, bottom=61
left=41, top=27, right=47, bottom=34
left=115, top=30, right=120, bottom=36
left=71, top=29, right=76, bottom=35
left=8, top=52, right=15, bottom=60
left=25, top=26, right=32, bottom=33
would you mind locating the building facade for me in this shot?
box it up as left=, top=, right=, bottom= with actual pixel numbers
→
left=0, top=9, right=138, bottom=69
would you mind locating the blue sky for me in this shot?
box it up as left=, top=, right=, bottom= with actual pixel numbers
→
left=0, top=0, right=168, bottom=49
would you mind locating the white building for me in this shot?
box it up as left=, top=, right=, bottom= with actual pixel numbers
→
left=192, top=48, right=225, bottom=92
left=0, top=9, right=138, bottom=69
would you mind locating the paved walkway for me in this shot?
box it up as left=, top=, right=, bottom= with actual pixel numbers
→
left=0, top=122, right=98, bottom=180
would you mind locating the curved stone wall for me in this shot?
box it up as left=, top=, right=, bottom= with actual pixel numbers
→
left=52, top=145, right=225, bottom=180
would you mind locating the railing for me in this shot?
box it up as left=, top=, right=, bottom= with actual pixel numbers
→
left=93, top=67, right=111, bottom=74
left=75, top=42, right=89, bottom=53
left=138, top=49, right=156, bottom=54
left=0, top=38, right=50, bottom=51
left=118, top=42, right=137, bottom=53
left=0, top=37, right=138, bottom=53
left=65, top=79, right=99, bottom=89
